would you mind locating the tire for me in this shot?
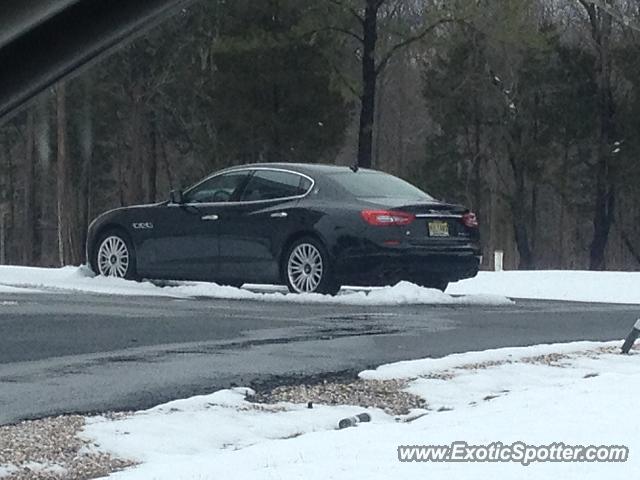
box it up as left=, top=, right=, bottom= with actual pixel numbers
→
left=417, top=277, right=449, bottom=292
left=93, top=229, right=138, bottom=280
left=282, top=237, right=340, bottom=295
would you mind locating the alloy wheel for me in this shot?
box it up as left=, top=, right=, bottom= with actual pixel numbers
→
left=97, top=235, right=130, bottom=278
left=287, top=243, right=324, bottom=293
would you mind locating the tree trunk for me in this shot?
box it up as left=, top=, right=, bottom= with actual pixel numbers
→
left=56, top=82, right=75, bottom=266
left=357, top=0, right=379, bottom=169
left=36, top=96, right=53, bottom=266
left=583, top=2, right=615, bottom=270
left=23, top=110, right=36, bottom=265
left=507, top=144, right=534, bottom=269
left=128, top=95, right=144, bottom=205
left=159, top=120, right=174, bottom=192
left=79, top=77, right=94, bottom=262
left=148, top=115, right=158, bottom=203
left=0, top=211, right=6, bottom=265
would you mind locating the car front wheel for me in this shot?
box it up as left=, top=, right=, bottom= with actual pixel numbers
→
left=94, top=230, right=137, bottom=280
left=283, top=237, right=340, bottom=295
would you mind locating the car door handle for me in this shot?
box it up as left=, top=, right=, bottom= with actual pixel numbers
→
left=201, top=214, right=219, bottom=221
left=270, top=212, right=288, bottom=218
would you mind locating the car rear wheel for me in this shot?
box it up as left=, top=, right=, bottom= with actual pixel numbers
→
left=283, top=237, right=340, bottom=295
left=94, top=230, right=137, bottom=280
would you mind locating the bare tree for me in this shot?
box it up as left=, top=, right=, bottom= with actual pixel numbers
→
left=577, top=0, right=616, bottom=270
left=22, top=110, right=36, bottom=264
left=56, top=82, right=77, bottom=266
left=321, top=0, right=454, bottom=168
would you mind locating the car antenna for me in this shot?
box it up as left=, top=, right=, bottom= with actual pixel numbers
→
left=350, top=162, right=359, bottom=173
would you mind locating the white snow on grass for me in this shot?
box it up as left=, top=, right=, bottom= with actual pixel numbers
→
left=449, top=270, right=640, bottom=304
left=83, top=341, right=638, bottom=479
left=359, top=341, right=614, bottom=380
left=4, top=265, right=640, bottom=305
left=0, top=266, right=511, bottom=305
left=0, top=266, right=165, bottom=297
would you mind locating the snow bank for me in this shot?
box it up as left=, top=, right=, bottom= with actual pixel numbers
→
left=0, top=284, right=41, bottom=294
left=359, top=341, right=617, bottom=380
left=83, top=388, right=379, bottom=467
left=0, top=266, right=167, bottom=297
left=169, top=280, right=512, bottom=306
left=83, top=342, right=638, bottom=479
left=4, top=265, right=640, bottom=305
left=0, top=266, right=511, bottom=306
left=449, top=270, right=640, bottom=304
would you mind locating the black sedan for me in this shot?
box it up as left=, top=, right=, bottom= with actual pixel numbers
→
left=87, top=163, right=481, bottom=294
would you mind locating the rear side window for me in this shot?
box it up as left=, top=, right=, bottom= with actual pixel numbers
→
left=328, top=171, right=433, bottom=200
left=241, top=170, right=312, bottom=201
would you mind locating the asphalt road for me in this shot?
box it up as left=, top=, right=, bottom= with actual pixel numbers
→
left=0, top=290, right=637, bottom=425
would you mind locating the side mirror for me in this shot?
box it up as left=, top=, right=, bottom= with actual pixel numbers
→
left=169, top=189, right=184, bottom=204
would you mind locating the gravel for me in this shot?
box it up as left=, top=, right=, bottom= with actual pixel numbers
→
left=251, top=379, right=427, bottom=415
left=0, top=416, right=134, bottom=480
left=251, top=346, right=628, bottom=417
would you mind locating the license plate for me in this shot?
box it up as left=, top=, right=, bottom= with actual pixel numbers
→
left=428, top=221, right=449, bottom=237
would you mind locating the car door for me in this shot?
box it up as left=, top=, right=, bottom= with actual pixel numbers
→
left=216, top=169, right=313, bottom=284
left=140, top=170, right=251, bottom=281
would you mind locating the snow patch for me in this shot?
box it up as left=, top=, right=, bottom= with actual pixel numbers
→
left=449, top=270, right=640, bottom=304
left=0, top=466, right=18, bottom=479
left=0, top=284, right=41, bottom=294
left=359, top=341, right=616, bottom=380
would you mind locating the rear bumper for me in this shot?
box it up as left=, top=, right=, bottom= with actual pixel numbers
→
left=334, top=243, right=481, bottom=286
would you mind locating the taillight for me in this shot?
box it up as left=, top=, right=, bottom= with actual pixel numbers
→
left=361, top=210, right=415, bottom=226
left=462, top=212, right=478, bottom=228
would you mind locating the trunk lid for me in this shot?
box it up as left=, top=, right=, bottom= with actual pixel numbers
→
left=360, top=198, right=473, bottom=242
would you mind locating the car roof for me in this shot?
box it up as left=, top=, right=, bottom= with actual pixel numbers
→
left=221, top=162, right=378, bottom=177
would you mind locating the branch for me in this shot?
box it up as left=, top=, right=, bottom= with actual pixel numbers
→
left=577, top=0, right=599, bottom=38
left=303, top=26, right=364, bottom=43
left=326, top=0, right=364, bottom=25
left=375, top=17, right=455, bottom=74
left=383, top=0, right=403, bottom=23
left=576, top=0, right=640, bottom=35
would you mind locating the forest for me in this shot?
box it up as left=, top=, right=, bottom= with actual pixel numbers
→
left=0, top=0, right=639, bottom=271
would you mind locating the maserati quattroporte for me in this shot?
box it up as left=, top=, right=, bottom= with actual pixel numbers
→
left=87, top=164, right=481, bottom=294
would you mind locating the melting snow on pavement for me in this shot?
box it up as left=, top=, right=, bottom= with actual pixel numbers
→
left=76, top=341, right=638, bottom=479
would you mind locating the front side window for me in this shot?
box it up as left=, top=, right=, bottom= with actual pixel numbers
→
left=184, top=171, right=250, bottom=203
left=240, top=170, right=312, bottom=202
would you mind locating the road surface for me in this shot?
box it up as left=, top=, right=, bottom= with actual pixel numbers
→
left=0, top=290, right=636, bottom=425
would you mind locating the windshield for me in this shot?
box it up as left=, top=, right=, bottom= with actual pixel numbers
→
left=328, top=171, right=434, bottom=200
